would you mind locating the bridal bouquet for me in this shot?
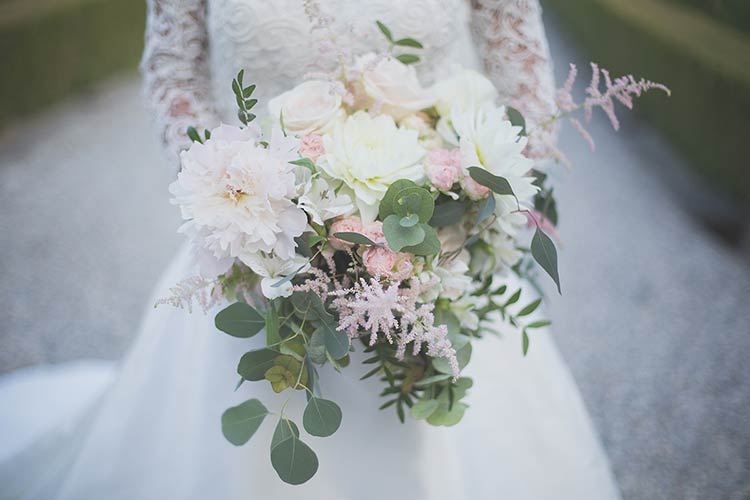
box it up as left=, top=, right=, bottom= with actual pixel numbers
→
left=162, top=21, right=668, bottom=485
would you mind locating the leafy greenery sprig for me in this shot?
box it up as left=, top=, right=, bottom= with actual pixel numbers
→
left=231, top=70, right=258, bottom=126
left=376, top=20, right=423, bottom=65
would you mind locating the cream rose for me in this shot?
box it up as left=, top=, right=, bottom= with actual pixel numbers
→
left=432, top=68, right=498, bottom=117
left=356, top=53, right=435, bottom=120
left=268, top=80, right=344, bottom=136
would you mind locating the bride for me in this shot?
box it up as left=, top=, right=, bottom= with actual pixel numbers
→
left=0, top=1, right=622, bottom=498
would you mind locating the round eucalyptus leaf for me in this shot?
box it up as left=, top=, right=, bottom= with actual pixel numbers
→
left=383, top=214, right=425, bottom=251
left=221, top=398, right=268, bottom=446
left=270, top=437, right=319, bottom=485
left=402, top=224, right=440, bottom=256
left=271, top=418, right=300, bottom=450
left=399, top=214, right=420, bottom=227
left=393, top=187, right=434, bottom=222
left=237, top=348, right=278, bottom=381
left=303, top=397, right=343, bottom=437
left=426, top=402, right=468, bottom=427
left=410, top=399, right=440, bottom=420
left=378, top=179, right=418, bottom=220
left=214, top=302, right=265, bottom=338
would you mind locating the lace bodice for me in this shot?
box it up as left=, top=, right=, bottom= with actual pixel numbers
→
left=141, top=0, right=557, bottom=169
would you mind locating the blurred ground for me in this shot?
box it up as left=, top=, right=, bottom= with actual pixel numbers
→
left=0, top=19, right=748, bottom=500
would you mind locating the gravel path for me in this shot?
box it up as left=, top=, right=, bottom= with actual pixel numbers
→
left=0, top=21, right=748, bottom=500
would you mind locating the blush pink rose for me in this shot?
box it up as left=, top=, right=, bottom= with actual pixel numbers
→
left=362, top=246, right=398, bottom=278
left=425, top=148, right=462, bottom=191
left=460, top=175, right=491, bottom=201
left=298, top=134, right=325, bottom=162
left=329, top=216, right=363, bottom=250
left=362, top=221, right=386, bottom=245
left=389, top=253, right=415, bottom=281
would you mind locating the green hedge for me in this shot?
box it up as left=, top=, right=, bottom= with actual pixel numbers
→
left=0, top=0, right=146, bottom=127
left=545, top=0, right=750, bottom=202
left=666, top=0, right=750, bottom=33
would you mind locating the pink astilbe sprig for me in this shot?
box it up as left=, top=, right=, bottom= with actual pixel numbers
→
left=155, top=275, right=222, bottom=313
left=328, top=278, right=459, bottom=376
left=553, top=62, right=671, bottom=151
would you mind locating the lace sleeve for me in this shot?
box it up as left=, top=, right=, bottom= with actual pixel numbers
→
left=140, top=0, right=220, bottom=170
left=469, top=0, right=558, bottom=158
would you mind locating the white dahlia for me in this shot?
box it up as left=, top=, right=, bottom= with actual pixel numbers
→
left=171, top=124, right=307, bottom=275
left=319, top=112, right=425, bottom=222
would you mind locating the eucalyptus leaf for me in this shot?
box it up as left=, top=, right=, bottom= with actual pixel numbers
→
left=383, top=214, right=425, bottom=251
left=307, top=328, right=328, bottom=365
left=399, top=214, right=420, bottom=227
left=426, top=402, right=468, bottom=426
left=413, top=374, right=451, bottom=387
left=379, top=179, right=418, bottom=220
left=318, top=323, right=350, bottom=360
left=506, top=106, right=527, bottom=136
left=271, top=418, right=300, bottom=450
left=303, top=397, right=342, bottom=437
left=433, top=342, right=472, bottom=375
left=468, top=167, right=515, bottom=197
left=270, top=437, right=319, bottom=485
left=215, top=302, right=265, bottom=338
left=332, top=232, right=379, bottom=246
left=410, top=399, right=439, bottom=420
left=237, top=348, right=279, bottom=381
left=531, top=227, right=561, bottom=294
left=221, top=399, right=268, bottom=446
left=265, top=303, right=281, bottom=347
left=477, top=194, right=496, bottom=224
left=402, top=224, right=440, bottom=256
left=393, top=187, right=434, bottom=222
left=430, top=201, right=465, bottom=227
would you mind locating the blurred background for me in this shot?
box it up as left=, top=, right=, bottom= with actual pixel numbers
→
left=0, top=0, right=748, bottom=499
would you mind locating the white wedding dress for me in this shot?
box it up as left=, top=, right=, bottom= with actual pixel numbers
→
left=0, top=1, right=622, bottom=499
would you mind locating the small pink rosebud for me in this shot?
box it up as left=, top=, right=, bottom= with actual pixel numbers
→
left=362, top=246, right=398, bottom=278
left=362, top=221, right=387, bottom=246
left=298, top=134, right=326, bottom=162
left=425, top=148, right=462, bottom=192
left=329, top=216, right=363, bottom=250
left=460, top=175, right=491, bottom=201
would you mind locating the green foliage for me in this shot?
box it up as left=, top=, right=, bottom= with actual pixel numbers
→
left=232, top=70, right=258, bottom=125
left=468, top=167, right=516, bottom=197
left=237, top=348, right=279, bottom=381
left=271, top=418, right=299, bottom=450
left=289, top=157, right=316, bottom=173
left=375, top=20, right=423, bottom=65
left=530, top=227, right=561, bottom=294
left=430, top=201, right=466, bottom=227
left=320, top=323, right=350, bottom=360
left=506, top=106, right=527, bottom=136
left=402, top=224, right=440, bottom=256
left=303, top=397, right=343, bottom=437
left=221, top=399, right=268, bottom=446
left=332, top=232, right=379, bottom=246
left=215, top=302, right=265, bottom=338
left=383, top=215, right=425, bottom=251
left=410, top=399, right=439, bottom=420
left=265, top=301, right=281, bottom=347
left=395, top=54, right=420, bottom=65
left=270, top=436, right=319, bottom=485
left=264, top=355, right=308, bottom=393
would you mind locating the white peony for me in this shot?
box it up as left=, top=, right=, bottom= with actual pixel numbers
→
left=432, top=68, right=498, bottom=117
left=242, top=253, right=310, bottom=300
left=355, top=53, right=435, bottom=120
left=268, top=80, right=345, bottom=136
left=171, top=124, right=307, bottom=274
left=319, top=112, right=425, bottom=222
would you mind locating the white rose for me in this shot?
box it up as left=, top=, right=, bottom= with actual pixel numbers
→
left=268, top=80, right=344, bottom=136
left=356, top=53, right=435, bottom=120
left=432, top=68, right=498, bottom=117
left=319, top=112, right=425, bottom=222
